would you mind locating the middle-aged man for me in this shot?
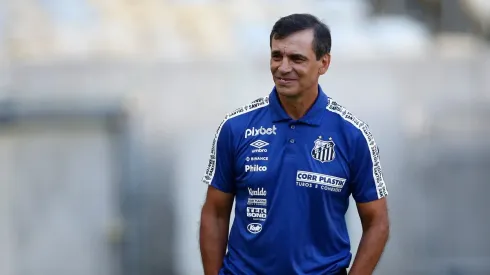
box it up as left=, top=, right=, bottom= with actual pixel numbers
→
left=199, top=13, right=390, bottom=275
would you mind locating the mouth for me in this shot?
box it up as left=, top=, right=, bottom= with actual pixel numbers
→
left=275, top=77, right=297, bottom=84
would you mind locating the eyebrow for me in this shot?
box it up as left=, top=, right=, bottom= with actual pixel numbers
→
left=271, top=50, right=308, bottom=60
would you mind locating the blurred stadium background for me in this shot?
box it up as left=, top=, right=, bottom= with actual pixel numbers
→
left=0, top=0, right=490, bottom=274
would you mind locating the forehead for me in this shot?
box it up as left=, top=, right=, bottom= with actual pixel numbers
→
left=271, top=29, right=315, bottom=55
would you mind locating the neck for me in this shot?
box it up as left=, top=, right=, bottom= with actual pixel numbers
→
left=278, top=86, right=319, bottom=120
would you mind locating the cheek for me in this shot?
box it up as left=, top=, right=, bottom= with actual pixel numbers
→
left=270, top=63, right=278, bottom=73
left=303, top=66, right=319, bottom=77
left=295, top=66, right=313, bottom=79
left=296, top=68, right=318, bottom=85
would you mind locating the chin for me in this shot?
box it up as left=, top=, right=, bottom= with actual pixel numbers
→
left=275, top=85, right=301, bottom=98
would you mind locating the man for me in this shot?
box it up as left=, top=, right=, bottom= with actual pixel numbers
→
left=200, top=13, right=389, bottom=275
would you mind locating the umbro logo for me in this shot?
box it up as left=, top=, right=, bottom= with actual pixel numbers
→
left=250, top=140, right=269, bottom=153
left=250, top=140, right=269, bottom=149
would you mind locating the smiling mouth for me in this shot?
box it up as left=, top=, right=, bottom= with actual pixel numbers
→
left=276, top=77, right=296, bottom=82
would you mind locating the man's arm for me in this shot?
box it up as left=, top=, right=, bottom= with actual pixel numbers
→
left=199, top=113, right=236, bottom=274
left=200, top=186, right=234, bottom=275
left=348, top=122, right=390, bottom=274
left=348, top=198, right=390, bottom=275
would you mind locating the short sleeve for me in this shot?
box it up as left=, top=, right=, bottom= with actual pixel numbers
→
left=201, top=117, right=235, bottom=193
left=350, top=124, right=388, bottom=203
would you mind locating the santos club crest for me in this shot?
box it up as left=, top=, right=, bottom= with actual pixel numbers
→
left=311, top=136, right=336, bottom=163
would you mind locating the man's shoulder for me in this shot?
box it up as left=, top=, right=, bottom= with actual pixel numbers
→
left=226, top=96, right=270, bottom=119
left=324, top=97, right=371, bottom=139
left=220, top=95, right=270, bottom=127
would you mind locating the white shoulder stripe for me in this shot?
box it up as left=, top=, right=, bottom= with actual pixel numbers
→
left=326, top=98, right=388, bottom=199
left=202, top=96, right=270, bottom=185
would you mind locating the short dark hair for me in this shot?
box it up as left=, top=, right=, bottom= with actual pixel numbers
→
left=270, top=13, right=331, bottom=60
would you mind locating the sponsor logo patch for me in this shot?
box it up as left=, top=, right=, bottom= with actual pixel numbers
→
left=245, top=125, right=277, bottom=139
left=246, top=156, right=268, bottom=161
left=245, top=164, right=267, bottom=172
left=250, top=140, right=269, bottom=149
left=296, top=170, right=346, bottom=192
left=247, top=198, right=267, bottom=206
left=247, top=207, right=267, bottom=220
left=247, top=223, right=262, bottom=234
left=248, top=187, right=267, bottom=196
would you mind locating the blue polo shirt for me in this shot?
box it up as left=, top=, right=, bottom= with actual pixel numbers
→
left=202, top=86, right=388, bottom=275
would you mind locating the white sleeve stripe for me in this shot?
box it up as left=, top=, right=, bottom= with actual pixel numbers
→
left=201, top=117, right=227, bottom=185
left=201, top=96, right=270, bottom=185
left=326, top=98, right=388, bottom=199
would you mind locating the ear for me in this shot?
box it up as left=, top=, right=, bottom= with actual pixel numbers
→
left=318, top=54, right=331, bottom=75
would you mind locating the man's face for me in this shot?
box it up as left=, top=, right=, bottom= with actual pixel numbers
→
left=270, top=29, right=330, bottom=98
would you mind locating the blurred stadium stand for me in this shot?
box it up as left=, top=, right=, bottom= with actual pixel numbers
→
left=0, top=1, right=490, bottom=275
left=4, top=0, right=487, bottom=61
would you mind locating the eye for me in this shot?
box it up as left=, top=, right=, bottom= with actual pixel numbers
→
left=271, top=54, right=282, bottom=61
left=291, top=55, right=306, bottom=63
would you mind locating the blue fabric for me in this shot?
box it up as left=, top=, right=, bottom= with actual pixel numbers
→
left=202, top=85, right=388, bottom=275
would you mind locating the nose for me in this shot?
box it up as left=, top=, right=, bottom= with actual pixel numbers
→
left=277, top=57, right=292, bottom=73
